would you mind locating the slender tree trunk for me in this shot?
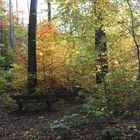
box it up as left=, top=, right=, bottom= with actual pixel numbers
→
left=94, top=0, right=109, bottom=113
left=93, top=1, right=108, bottom=83
left=126, top=0, right=140, bottom=80
left=47, top=1, right=51, bottom=22
left=47, top=1, right=54, bottom=90
left=0, top=0, right=7, bottom=56
left=95, top=29, right=108, bottom=83
left=28, top=0, right=38, bottom=94
left=0, top=0, right=3, bottom=56
left=9, top=0, right=14, bottom=49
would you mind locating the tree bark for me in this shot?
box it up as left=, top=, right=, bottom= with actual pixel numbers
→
left=9, top=0, right=14, bottom=49
left=93, top=0, right=108, bottom=83
left=28, top=0, right=38, bottom=94
left=95, top=28, right=108, bottom=83
left=126, top=0, right=140, bottom=80
left=47, top=1, right=51, bottom=22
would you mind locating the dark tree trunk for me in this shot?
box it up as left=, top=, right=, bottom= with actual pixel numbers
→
left=28, top=0, right=37, bottom=94
left=47, top=1, right=51, bottom=22
left=0, top=0, right=7, bottom=56
left=93, top=0, right=109, bottom=113
left=95, top=28, right=108, bottom=83
left=93, top=1, right=108, bottom=84
left=9, top=0, right=14, bottom=49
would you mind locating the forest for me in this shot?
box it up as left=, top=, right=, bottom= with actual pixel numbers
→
left=0, top=0, right=140, bottom=139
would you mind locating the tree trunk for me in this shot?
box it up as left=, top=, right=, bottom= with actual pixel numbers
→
left=47, top=1, right=51, bottom=22
left=0, top=0, right=7, bottom=56
left=9, top=0, right=14, bottom=49
left=28, top=0, right=38, bottom=94
left=93, top=0, right=108, bottom=84
left=95, top=28, right=108, bottom=83
left=126, top=0, right=140, bottom=80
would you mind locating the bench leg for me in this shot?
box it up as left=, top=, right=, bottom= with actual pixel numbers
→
left=17, top=102, right=23, bottom=111
left=46, top=101, right=51, bottom=111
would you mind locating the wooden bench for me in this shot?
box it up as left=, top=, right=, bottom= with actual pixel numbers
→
left=10, top=92, right=78, bottom=111
left=11, top=94, right=58, bottom=111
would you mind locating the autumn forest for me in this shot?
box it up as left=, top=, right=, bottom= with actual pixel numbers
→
left=0, top=0, right=140, bottom=139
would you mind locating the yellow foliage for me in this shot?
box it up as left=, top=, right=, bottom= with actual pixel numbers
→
left=11, top=64, right=27, bottom=93
left=36, top=21, right=78, bottom=90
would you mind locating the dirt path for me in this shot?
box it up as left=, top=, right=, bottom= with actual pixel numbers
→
left=0, top=106, right=140, bottom=140
left=0, top=106, right=73, bottom=140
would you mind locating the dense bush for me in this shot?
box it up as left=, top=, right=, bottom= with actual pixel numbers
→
left=0, top=69, right=15, bottom=108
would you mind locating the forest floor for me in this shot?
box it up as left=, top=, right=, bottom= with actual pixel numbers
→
left=0, top=103, right=140, bottom=140
left=0, top=104, right=75, bottom=140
